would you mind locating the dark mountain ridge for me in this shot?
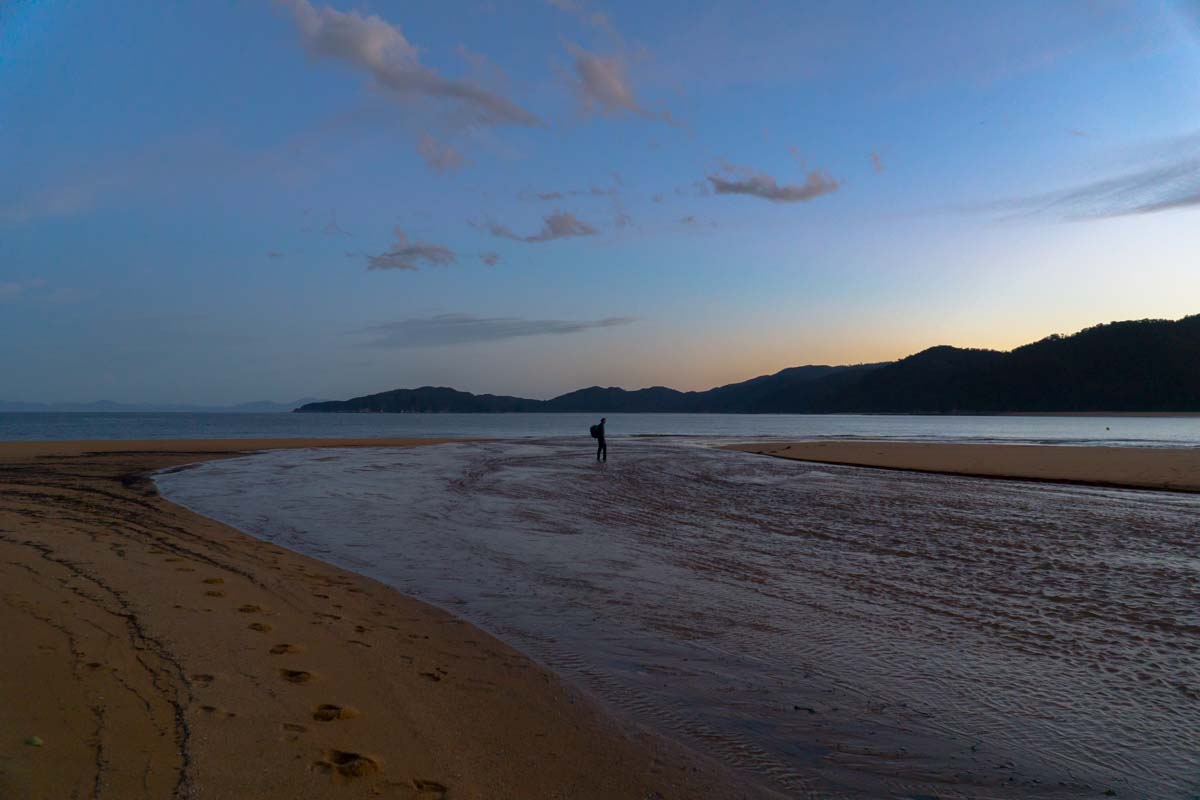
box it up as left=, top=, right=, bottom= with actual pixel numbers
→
left=296, top=315, right=1200, bottom=414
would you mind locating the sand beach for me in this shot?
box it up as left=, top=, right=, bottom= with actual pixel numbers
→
left=0, top=439, right=751, bottom=800
left=728, top=440, right=1200, bottom=493
left=3, top=436, right=1198, bottom=798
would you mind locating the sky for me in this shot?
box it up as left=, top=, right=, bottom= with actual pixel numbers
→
left=2, top=0, right=1200, bottom=404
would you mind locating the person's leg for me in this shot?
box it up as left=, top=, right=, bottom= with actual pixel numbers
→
left=601, top=440, right=607, bottom=462
left=597, top=440, right=602, bottom=461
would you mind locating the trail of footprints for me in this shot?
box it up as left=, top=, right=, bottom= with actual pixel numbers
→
left=183, top=567, right=450, bottom=796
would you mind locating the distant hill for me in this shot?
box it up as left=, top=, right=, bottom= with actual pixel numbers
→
left=296, top=314, right=1200, bottom=414
left=824, top=316, right=1200, bottom=412
left=296, top=387, right=541, bottom=414
left=0, top=398, right=323, bottom=413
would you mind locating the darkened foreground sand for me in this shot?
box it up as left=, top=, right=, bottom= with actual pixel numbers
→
left=728, top=440, right=1200, bottom=493
left=0, top=439, right=756, bottom=800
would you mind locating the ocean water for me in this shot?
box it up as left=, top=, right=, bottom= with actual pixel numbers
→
left=157, top=439, right=1200, bottom=799
left=2, top=410, right=1200, bottom=446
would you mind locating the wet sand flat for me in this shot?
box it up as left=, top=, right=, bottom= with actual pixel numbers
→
left=158, top=439, right=1200, bottom=798
left=0, top=439, right=752, bottom=800
left=728, top=440, right=1200, bottom=492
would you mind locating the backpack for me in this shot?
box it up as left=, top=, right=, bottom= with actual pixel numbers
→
left=589, top=424, right=600, bottom=439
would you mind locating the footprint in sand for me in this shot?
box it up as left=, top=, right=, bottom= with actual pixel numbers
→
left=269, top=643, right=302, bottom=655
left=282, top=722, right=307, bottom=733
left=238, top=604, right=265, bottom=614
left=190, top=674, right=215, bottom=687
left=202, top=577, right=224, bottom=585
left=313, top=704, right=359, bottom=722
left=199, top=705, right=237, bottom=718
left=279, top=669, right=315, bottom=684
left=165, top=557, right=184, bottom=563
left=204, top=590, right=225, bottom=597
left=413, top=779, right=448, bottom=798
left=248, top=622, right=273, bottom=633
left=313, top=750, right=380, bottom=779
left=418, top=672, right=441, bottom=682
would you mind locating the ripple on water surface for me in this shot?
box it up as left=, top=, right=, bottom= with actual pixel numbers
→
left=156, top=439, right=1200, bottom=799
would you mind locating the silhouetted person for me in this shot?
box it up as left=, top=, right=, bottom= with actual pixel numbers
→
left=590, top=417, right=607, bottom=462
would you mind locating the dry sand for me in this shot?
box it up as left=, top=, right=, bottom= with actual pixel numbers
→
left=728, top=440, right=1200, bottom=493
left=0, top=439, right=758, bottom=800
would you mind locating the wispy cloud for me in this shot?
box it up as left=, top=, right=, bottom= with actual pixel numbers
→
left=563, top=43, right=672, bottom=124
left=485, top=211, right=598, bottom=243
left=279, top=0, right=541, bottom=127
left=366, top=226, right=456, bottom=270
left=267, top=250, right=286, bottom=259
left=480, top=251, right=500, bottom=266
left=520, top=178, right=619, bottom=201
left=982, top=132, right=1200, bottom=220
left=870, top=151, right=886, bottom=173
left=1068, top=128, right=1090, bottom=138
left=417, top=133, right=465, bottom=172
left=518, top=189, right=565, bottom=201
left=359, top=313, right=634, bottom=347
left=708, top=163, right=839, bottom=204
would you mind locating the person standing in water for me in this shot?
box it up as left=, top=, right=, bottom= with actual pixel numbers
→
left=590, top=417, right=607, bottom=462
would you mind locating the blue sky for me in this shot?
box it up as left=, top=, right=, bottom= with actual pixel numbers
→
left=3, top=0, right=1199, bottom=403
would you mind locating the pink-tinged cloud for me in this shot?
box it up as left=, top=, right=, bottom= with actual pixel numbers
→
left=564, top=43, right=672, bottom=124
left=708, top=164, right=840, bottom=204
left=417, top=134, right=465, bottom=172
left=280, top=0, right=540, bottom=126
left=359, top=313, right=634, bottom=347
left=486, top=212, right=598, bottom=243
left=871, top=151, right=886, bottom=173
left=367, top=227, right=456, bottom=270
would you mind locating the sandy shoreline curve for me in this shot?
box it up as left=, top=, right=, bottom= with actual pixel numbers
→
left=0, top=438, right=758, bottom=800
left=728, top=440, right=1200, bottom=493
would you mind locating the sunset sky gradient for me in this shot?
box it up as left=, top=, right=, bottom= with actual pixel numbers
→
left=3, top=0, right=1199, bottom=403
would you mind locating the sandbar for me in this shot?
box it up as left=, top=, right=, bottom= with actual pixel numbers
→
left=728, top=440, right=1200, bottom=493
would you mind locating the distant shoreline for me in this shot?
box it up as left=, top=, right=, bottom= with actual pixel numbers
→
left=4, top=409, right=1200, bottom=416
left=730, top=440, right=1200, bottom=493
left=4, top=409, right=1200, bottom=422
left=998, top=411, right=1200, bottom=418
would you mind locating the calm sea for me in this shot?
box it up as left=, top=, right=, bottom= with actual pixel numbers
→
left=2, top=411, right=1199, bottom=446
